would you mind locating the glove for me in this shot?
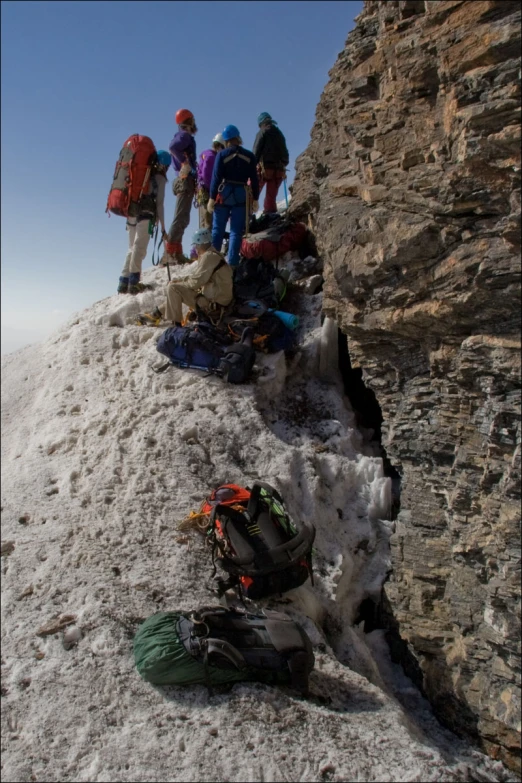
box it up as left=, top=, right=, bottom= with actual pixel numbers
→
left=252, top=200, right=259, bottom=213
left=207, top=199, right=215, bottom=214
left=180, top=161, right=192, bottom=178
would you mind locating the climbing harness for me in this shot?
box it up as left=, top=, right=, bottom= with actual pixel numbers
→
left=216, top=180, right=252, bottom=240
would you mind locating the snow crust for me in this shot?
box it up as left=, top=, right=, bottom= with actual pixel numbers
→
left=1, top=260, right=515, bottom=782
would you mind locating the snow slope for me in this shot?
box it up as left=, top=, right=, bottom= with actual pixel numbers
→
left=1, top=261, right=515, bottom=782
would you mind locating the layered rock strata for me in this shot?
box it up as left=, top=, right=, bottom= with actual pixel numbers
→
left=290, top=0, right=521, bottom=770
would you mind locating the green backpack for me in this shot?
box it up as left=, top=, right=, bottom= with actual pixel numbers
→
left=134, top=606, right=314, bottom=695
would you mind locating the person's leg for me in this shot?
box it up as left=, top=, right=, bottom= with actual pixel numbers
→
left=164, top=282, right=200, bottom=324
left=129, top=218, right=151, bottom=275
left=211, top=205, right=230, bottom=254
left=203, top=207, right=213, bottom=229
left=261, top=168, right=274, bottom=212
left=228, top=204, right=246, bottom=267
left=166, top=174, right=196, bottom=256
left=265, top=179, right=281, bottom=213
left=263, top=168, right=281, bottom=213
left=257, top=176, right=266, bottom=211
left=119, top=219, right=137, bottom=292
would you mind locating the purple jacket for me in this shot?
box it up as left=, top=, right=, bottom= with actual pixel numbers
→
left=168, top=129, right=197, bottom=173
left=197, top=148, right=217, bottom=191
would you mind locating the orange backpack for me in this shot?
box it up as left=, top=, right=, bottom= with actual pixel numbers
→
left=106, top=134, right=156, bottom=218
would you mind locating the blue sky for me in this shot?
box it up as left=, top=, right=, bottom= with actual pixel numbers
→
left=1, top=0, right=362, bottom=354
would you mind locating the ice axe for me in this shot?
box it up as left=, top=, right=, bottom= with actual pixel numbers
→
left=152, top=227, right=171, bottom=281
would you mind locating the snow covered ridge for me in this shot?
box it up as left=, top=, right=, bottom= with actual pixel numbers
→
left=1, top=260, right=515, bottom=782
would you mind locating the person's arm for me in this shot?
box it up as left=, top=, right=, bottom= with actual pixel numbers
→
left=252, top=129, right=264, bottom=162
left=184, top=253, right=217, bottom=289
left=155, top=175, right=166, bottom=232
left=170, top=131, right=192, bottom=159
left=280, top=130, right=289, bottom=168
left=199, top=153, right=215, bottom=191
left=249, top=154, right=260, bottom=201
left=209, top=152, right=224, bottom=200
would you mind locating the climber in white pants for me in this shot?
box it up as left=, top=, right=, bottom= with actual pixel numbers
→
left=117, top=149, right=169, bottom=295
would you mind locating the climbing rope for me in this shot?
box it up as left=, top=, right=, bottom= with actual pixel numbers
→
left=178, top=508, right=211, bottom=533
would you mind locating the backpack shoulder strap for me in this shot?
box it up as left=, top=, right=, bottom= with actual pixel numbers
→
left=211, top=252, right=228, bottom=276
left=247, top=481, right=284, bottom=519
left=205, top=638, right=247, bottom=670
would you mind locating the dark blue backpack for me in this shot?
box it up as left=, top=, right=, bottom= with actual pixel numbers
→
left=156, top=323, right=255, bottom=384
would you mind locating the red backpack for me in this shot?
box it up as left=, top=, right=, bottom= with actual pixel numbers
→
left=106, top=134, right=157, bottom=218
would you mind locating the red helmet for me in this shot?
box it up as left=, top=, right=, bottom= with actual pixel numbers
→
left=175, top=108, right=194, bottom=125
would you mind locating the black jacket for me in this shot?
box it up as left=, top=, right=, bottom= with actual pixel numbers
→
left=253, top=124, right=289, bottom=170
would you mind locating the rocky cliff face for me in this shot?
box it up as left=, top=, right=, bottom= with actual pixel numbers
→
left=290, top=0, right=521, bottom=771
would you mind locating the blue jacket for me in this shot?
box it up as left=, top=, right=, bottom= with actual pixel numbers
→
left=210, top=145, right=259, bottom=201
left=169, top=129, right=197, bottom=173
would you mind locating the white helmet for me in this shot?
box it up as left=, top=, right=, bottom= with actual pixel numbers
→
left=212, top=133, right=225, bottom=146
left=192, top=227, right=212, bottom=245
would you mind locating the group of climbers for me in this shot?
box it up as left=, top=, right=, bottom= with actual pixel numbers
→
left=162, top=109, right=289, bottom=269
left=111, top=109, right=289, bottom=299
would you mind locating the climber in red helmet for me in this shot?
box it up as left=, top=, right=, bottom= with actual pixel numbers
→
left=162, top=108, right=198, bottom=266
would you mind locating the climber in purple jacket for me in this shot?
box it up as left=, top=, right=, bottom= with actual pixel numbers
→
left=163, top=108, right=198, bottom=265
left=196, top=133, right=225, bottom=229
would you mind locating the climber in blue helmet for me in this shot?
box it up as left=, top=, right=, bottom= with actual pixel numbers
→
left=207, top=125, right=259, bottom=267
left=253, top=112, right=289, bottom=215
left=161, top=226, right=233, bottom=325
left=157, top=149, right=172, bottom=167
left=117, top=148, right=169, bottom=296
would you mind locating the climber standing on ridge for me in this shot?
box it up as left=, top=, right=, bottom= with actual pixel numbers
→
left=253, top=112, right=289, bottom=215
left=208, top=125, right=259, bottom=267
left=118, top=150, right=170, bottom=295
left=163, top=108, right=198, bottom=266
left=196, top=133, right=225, bottom=230
left=162, top=227, right=233, bottom=326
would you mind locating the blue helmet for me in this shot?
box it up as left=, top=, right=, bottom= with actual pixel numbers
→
left=157, top=150, right=171, bottom=167
left=192, top=227, right=212, bottom=246
left=222, top=124, right=241, bottom=141
left=257, top=112, right=273, bottom=126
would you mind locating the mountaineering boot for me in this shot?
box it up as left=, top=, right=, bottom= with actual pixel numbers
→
left=129, top=282, right=154, bottom=294
left=160, top=249, right=175, bottom=267
left=173, top=252, right=192, bottom=265
left=136, top=307, right=163, bottom=326
left=163, top=241, right=192, bottom=266
left=117, top=276, right=129, bottom=294
left=128, top=272, right=153, bottom=295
